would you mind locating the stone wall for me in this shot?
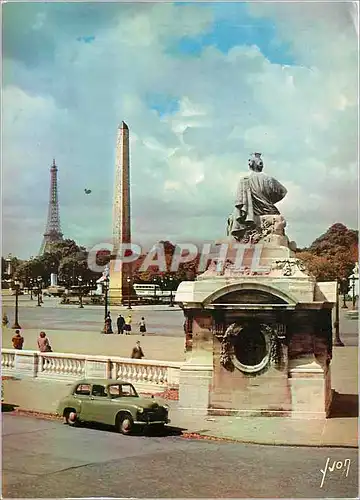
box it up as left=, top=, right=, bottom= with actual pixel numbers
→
left=210, top=336, right=291, bottom=415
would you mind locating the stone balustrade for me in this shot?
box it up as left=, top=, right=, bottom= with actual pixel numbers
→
left=1, top=349, right=183, bottom=392
left=2, top=350, right=15, bottom=371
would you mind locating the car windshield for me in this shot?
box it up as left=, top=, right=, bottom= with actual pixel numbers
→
left=108, top=384, right=138, bottom=398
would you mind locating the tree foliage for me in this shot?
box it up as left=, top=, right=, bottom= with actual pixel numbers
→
left=13, top=239, right=103, bottom=287
left=297, top=224, right=358, bottom=282
left=133, top=240, right=198, bottom=286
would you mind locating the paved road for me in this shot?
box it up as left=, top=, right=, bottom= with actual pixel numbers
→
left=2, top=296, right=184, bottom=336
left=2, top=295, right=358, bottom=343
left=2, top=414, right=358, bottom=498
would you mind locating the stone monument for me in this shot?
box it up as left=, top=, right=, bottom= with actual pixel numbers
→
left=109, top=121, right=132, bottom=305
left=176, top=153, right=336, bottom=419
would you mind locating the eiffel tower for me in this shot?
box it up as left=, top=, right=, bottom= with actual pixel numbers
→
left=39, top=159, right=63, bottom=255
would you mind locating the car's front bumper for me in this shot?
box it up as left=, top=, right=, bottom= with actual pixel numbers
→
left=134, top=418, right=170, bottom=426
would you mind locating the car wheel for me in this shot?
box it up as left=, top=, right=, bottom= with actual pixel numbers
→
left=65, top=410, right=78, bottom=426
left=118, top=414, right=133, bottom=435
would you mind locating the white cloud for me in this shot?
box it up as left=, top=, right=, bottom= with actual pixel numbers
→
left=2, top=2, right=358, bottom=258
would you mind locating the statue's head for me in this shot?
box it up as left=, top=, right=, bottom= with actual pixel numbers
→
left=248, top=153, right=263, bottom=172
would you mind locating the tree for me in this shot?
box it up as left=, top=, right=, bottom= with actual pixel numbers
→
left=12, top=238, right=102, bottom=288
left=58, top=255, right=88, bottom=286
left=47, top=239, right=85, bottom=260
left=297, top=223, right=358, bottom=281
left=308, top=223, right=358, bottom=257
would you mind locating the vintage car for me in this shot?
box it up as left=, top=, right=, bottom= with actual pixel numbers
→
left=57, top=378, right=170, bottom=434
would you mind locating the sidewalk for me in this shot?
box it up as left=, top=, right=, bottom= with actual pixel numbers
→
left=2, top=347, right=358, bottom=448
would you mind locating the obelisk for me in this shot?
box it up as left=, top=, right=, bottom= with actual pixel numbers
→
left=109, top=121, right=132, bottom=305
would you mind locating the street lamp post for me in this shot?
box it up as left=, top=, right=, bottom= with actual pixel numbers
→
left=333, top=279, right=344, bottom=347
left=37, top=277, right=42, bottom=307
left=153, top=277, right=157, bottom=304
left=11, top=280, right=22, bottom=329
left=351, top=274, right=358, bottom=310
left=101, top=276, right=110, bottom=334
left=78, top=276, right=84, bottom=308
left=29, top=279, right=33, bottom=300
left=340, top=278, right=349, bottom=309
left=104, top=277, right=109, bottom=319
left=169, top=277, right=174, bottom=307
left=127, top=276, right=132, bottom=310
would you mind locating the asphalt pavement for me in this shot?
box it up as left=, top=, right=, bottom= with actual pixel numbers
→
left=2, top=295, right=357, bottom=344
left=2, top=413, right=358, bottom=498
left=2, top=295, right=184, bottom=336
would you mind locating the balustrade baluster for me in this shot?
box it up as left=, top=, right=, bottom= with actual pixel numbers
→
left=153, top=366, right=160, bottom=385
left=117, top=362, right=123, bottom=380
left=126, top=364, right=137, bottom=383
left=136, top=364, right=142, bottom=383
left=128, top=364, right=134, bottom=382
left=117, top=363, right=122, bottom=380
left=68, top=359, right=75, bottom=376
left=141, top=365, right=148, bottom=382
left=142, top=364, right=148, bottom=382
left=149, top=365, right=155, bottom=384
left=43, top=356, right=49, bottom=372
left=135, top=364, right=142, bottom=383
left=123, top=364, right=129, bottom=382
left=126, top=363, right=132, bottom=382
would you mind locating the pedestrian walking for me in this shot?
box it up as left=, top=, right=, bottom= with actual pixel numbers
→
left=139, top=317, right=147, bottom=335
left=131, top=340, right=145, bottom=359
left=105, top=315, right=113, bottom=334
left=124, top=314, right=132, bottom=335
left=117, top=314, right=125, bottom=334
left=12, top=330, right=24, bottom=350
left=37, top=331, right=52, bottom=352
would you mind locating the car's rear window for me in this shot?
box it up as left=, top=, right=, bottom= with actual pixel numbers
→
left=108, top=384, right=137, bottom=398
left=75, top=384, right=91, bottom=396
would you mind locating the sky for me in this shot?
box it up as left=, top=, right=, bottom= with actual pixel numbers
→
left=2, top=1, right=358, bottom=259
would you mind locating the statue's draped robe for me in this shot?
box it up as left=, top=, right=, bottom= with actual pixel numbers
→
left=230, top=171, right=287, bottom=240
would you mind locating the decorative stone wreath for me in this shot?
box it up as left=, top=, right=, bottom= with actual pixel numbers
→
left=219, top=322, right=283, bottom=375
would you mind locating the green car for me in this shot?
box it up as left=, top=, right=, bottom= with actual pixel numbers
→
left=57, top=378, right=170, bottom=435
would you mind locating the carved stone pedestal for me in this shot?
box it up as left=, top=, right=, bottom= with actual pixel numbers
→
left=176, top=253, right=336, bottom=419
